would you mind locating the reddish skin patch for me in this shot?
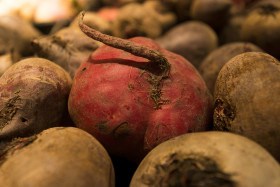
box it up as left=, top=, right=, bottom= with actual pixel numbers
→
left=97, top=7, right=119, bottom=22
left=68, top=12, right=213, bottom=163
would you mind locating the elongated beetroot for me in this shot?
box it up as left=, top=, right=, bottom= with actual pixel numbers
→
left=68, top=12, right=213, bottom=162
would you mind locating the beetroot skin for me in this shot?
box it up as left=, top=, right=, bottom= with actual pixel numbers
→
left=68, top=12, right=213, bottom=162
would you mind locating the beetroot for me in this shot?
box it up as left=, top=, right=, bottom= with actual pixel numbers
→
left=0, top=127, right=115, bottom=187
left=112, top=1, right=177, bottom=39
left=160, top=0, right=193, bottom=21
left=240, top=4, right=280, bottom=59
left=155, top=20, right=218, bottom=68
left=68, top=12, right=213, bottom=162
left=190, top=0, right=233, bottom=30
left=213, top=52, right=280, bottom=162
left=130, top=131, right=280, bottom=187
left=0, top=57, right=72, bottom=140
left=0, top=15, right=41, bottom=62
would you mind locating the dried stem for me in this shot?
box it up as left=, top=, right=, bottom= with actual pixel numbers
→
left=78, top=11, right=170, bottom=78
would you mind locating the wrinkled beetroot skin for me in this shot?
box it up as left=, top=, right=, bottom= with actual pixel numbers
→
left=68, top=37, right=213, bottom=162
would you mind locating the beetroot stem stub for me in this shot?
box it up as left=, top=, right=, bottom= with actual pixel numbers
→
left=78, top=11, right=171, bottom=78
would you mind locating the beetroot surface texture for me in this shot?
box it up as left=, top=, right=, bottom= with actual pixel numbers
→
left=68, top=12, right=213, bottom=163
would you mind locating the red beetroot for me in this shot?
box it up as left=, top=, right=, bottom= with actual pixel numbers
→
left=68, top=12, right=213, bottom=162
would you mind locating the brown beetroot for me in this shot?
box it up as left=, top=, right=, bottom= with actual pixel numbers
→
left=0, top=15, right=41, bottom=62
left=130, top=131, right=280, bottom=187
left=32, top=12, right=107, bottom=78
left=218, top=10, right=248, bottom=44
left=112, top=1, right=177, bottom=39
left=32, top=29, right=102, bottom=78
left=190, top=0, right=233, bottom=30
left=214, top=52, right=280, bottom=162
left=0, top=57, right=72, bottom=140
left=0, top=127, right=115, bottom=187
left=198, top=42, right=263, bottom=94
left=68, top=12, right=213, bottom=162
left=160, top=0, right=194, bottom=21
left=240, top=4, right=280, bottom=59
left=156, top=21, right=218, bottom=68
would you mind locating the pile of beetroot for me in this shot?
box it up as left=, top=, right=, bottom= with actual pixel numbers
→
left=0, top=0, right=280, bottom=186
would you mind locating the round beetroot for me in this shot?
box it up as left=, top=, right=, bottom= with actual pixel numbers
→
left=190, top=0, right=233, bottom=30
left=0, top=57, right=72, bottom=140
left=240, top=4, right=280, bottom=59
left=112, top=1, right=176, bottom=39
left=198, top=42, right=263, bottom=94
left=68, top=12, right=213, bottom=162
left=213, top=52, right=280, bottom=162
left=130, top=131, right=280, bottom=187
left=0, top=127, right=115, bottom=187
left=156, top=20, right=218, bottom=68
